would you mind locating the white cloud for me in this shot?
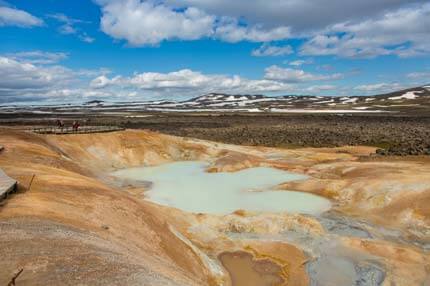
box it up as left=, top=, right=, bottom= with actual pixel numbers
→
left=264, top=65, right=343, bottom=83
left=48, top=13, right=86, bottom=34
left=167, top=0, right=426, bottom=33
left=44, top=88, right=114, bottom=100
left=96, top=0, right=291, bottom=45
left=79, top=33, right=95, bottom=43
left=95, top=0, right=430, bottom=58
left=0, top=56, right=74, bottom=90
left=0, top=6, right=43, bottom=27
left=0, top=57, right=417, bottom=102
left=407, top=72, right=430, bottom=79
left=90, top=75, right=111, bottom=89
left=252, top=43, right=293, bottom=57
left=306, top=85, right=336, bottom=92
left=0, top=53, right=308, bottom=102
left=1, top=55, right=281, bottom=102
left=0, top=56, right=109, bottom=102
left=96, top=69, right=295, bottom=95
left=48, top=13, right=95, bottom=43
left=301, top=4, right=430, bottom=58
left=288, top=59, right=313, bottom=66
left=214, top=18, right=291, bottom=43
left=98, top=0, right=214, bottom=46
left=90, top=75, right=122, bottom=88
left=5, top=51, right=68, bottom=64
left=92, top=1, right=430, bottom=58
left=354, top=83, right=402, bottom=92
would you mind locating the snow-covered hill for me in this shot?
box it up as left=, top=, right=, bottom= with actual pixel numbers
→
left=1, top=86, right=430, bottom=114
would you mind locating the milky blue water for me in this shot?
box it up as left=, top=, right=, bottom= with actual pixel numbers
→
left=113, top=161, right=331, bottom=215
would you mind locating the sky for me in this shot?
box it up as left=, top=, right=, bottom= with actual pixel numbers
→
left=1, top=0, right=430, bottom=104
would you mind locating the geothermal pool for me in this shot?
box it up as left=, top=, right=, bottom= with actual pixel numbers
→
left=113, top=161, right=331, bottom=215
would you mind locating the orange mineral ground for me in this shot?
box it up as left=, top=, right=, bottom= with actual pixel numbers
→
left=0, top=128, right=429, bottom=285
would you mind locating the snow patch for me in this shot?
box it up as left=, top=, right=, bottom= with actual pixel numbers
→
left=270, top=108, right=386, bottom=113
left=341, top=98, right=358, bottom=104
left=353, top=107, right=369, bottom=110
left=389, top=91, right=419, bottom=100
left=247, top=108, right=263, bottom=112
left=316, top=99, right=335, bottom=104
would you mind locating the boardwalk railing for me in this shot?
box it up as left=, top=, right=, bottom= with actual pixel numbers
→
left=32, top=125, right=125, bottom=135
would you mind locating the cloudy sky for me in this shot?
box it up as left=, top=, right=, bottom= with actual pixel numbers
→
left=1, top=0, right=430, bottom=103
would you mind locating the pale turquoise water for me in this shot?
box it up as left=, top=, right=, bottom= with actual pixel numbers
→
left=113, top=161, right=331, bottom=215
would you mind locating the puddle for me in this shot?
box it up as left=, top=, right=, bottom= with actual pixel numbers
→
left=112, top=161, right=331, bottom=215
left=226, top=231, right=386, bottom=286
left=218, top=251, right=284, bottom=286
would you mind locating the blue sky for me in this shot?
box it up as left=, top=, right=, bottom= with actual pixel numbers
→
left=1, top=0, right=430, bottom=103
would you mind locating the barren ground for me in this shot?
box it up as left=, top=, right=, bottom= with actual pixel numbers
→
left=0, top=128, right=429, bottom=285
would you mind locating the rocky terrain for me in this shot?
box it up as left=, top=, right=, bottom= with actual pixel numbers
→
left=0, top=129, right=429, bottom=285
left=122, top=114, right=430, bottom=156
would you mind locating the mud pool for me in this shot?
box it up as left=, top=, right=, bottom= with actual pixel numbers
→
left=218, top=251, right=285, bottom=286
left=112, top=161, right=331, bottom=215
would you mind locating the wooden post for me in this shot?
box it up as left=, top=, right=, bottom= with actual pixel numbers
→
left=7, top=268, right=23, bottom=286
left=27, top=174, right=35, bottom=192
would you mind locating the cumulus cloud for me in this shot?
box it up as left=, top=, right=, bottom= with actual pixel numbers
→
left=90, top=75, right=122, bottom=88
left=214, top=18, right=291, bottom=43
left=86, top=67, right=348, bottom=99
left=167, top=0, right=426, bottom=34
left=0, top=56, right=75, bottom=90
left=93, top=69, right=295, bottom=95
left=95, top=0, right=292, bottom=45
left=264, top=65, right=343, bottom=83
left=94, top=1, right=430, bottom=58
left=4, top=52, right=332, bottom=103
left=0, top=5, right=43, bottom=27
left=98, top=0, right=215, bottom=46
left=0, top=56, right=110, bottom=102
left=0, top=54, right=302, bottom=102
left=251, top=44, right=293, bottom=57
left=301, top=4, right=430, bottom=58
left=87, top=67, right=347, bottom=98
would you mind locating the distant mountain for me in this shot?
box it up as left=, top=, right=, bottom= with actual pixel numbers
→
left=84, top=100, right=105, bottom=106
left=188, top=93, right=265, bottom=103
left=145, top=86, right=430, bottom=113
left=373, top=86, right=430, bottom=100
left=2, top=86, right=430, bottom=114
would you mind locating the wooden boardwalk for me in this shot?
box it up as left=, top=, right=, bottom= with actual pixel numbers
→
left=0, top=169, right=17, bottom=201
left=32, top=126, right=125, bottom=135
